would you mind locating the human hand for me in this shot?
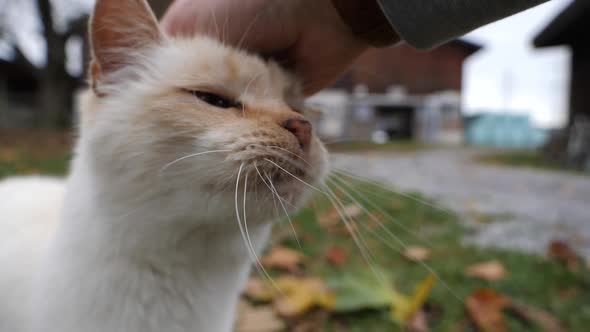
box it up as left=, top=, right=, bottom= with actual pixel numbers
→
left=161, top=0, right=370, bottom=95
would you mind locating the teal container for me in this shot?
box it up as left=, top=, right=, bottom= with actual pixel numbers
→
left=464, top=113, right=549, bottom=149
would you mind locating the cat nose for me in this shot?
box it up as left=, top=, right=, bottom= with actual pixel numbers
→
left=282, top=118, right=312, bottom=149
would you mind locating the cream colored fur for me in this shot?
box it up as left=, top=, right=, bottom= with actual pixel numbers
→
left=0, top=0, right=327, bottom=331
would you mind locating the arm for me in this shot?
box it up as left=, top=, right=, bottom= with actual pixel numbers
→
left=332, top=0, right=549, bottom=49
left=381, top=0, right=548, bottom=48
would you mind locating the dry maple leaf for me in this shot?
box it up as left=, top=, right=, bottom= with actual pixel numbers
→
left=510, top=302, right=565, bottom=332
left=465, top=261, right=507, bottom=282
left=262, top=247, right=305, bottom=272
left=465, top=288, right=511, bottom=332
left=235, top=300, right=285, bottom=332
left=326, top=246, right=348, bottom=266
left=403, top=246, right=432, bottom=262
left=548, top=240, right=580, bottom=270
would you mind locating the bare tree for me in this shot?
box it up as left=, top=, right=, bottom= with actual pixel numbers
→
left=0, top=0, right=87, bottom=128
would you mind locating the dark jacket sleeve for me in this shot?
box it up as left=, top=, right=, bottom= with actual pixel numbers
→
left=377, top=0, right=548, bottom=48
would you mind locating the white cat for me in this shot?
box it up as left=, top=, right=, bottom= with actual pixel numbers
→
left=0, top=0, right=328, bottom=331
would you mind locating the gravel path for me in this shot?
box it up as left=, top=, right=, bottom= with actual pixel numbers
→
left=331, top=149, right=590, bottom=258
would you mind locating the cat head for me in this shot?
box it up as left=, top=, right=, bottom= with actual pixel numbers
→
left=80, top=0, right=328, bottom=222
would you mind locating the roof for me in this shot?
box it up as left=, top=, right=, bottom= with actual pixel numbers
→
left=534, top=0, right=590, bottom=48
left=451, top=39, right=482, bottom=56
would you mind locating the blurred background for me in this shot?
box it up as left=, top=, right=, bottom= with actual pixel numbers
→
left=0, top=0, right=589, bottom=331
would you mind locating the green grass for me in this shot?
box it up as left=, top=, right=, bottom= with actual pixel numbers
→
left=0, top=149, right=69, bottom=178
left=2, top=134, right=588, bottom=331
left=478, top=150, right=588, bottom=176
left=272, top=177, right=590, bottom=331
left=0, top=129, right=71, bottom=179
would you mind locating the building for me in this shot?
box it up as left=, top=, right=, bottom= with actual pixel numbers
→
left=308, top=40, right=481, bottom=144
left=534, top=0, right=590, bottom=168
left=334, top=40, right=480, bottom=94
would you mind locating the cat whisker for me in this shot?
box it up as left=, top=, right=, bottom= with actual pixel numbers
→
left=236, top=9, right=265, bottom=51
left=267, top=145, right=312, bottom=166
left=208, top=7, right=220, bottom=42
left=254, top=163, right=281, bottom=221
left=264, top=171, right=302, bottom=248
left=320, top=184, right=389, bottom=285
left=235, top=163, right=281, bottom=294
left=264, top=157, right=388, bottom=284
left=333, top=169, right=455, bottom=216
left=368, top=220, right=464, bottom=303
left=248, top=144, right=308, bottom=171
left=159, top=149, right=231, bottom=174
left=264, top=158, right=324, bottom=194
left=326, top=177, right=463, bottom=302
left=329, top=173, right=437, bottom=248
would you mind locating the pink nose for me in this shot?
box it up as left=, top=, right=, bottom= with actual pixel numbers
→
left=282, top=118, right=312, bottom=149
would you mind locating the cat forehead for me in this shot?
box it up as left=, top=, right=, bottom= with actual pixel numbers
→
left=153, top=37, right=295, bottom=99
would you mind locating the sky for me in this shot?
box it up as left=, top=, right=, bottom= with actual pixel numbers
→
left=0, top=0, right=574, bottom=128
left=462, top=0, right=573, bottom=128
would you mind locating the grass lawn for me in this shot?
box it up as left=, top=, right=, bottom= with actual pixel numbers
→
left=271, top=177, right=590, bottom=331
left=478, top=150, right=588, bottom=176
left=0, top=129, right=71, bottom=178
left=2, top=132, right=589, bottom=331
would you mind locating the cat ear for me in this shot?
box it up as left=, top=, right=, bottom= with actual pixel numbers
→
left=89, top=0, right=162, bottom=94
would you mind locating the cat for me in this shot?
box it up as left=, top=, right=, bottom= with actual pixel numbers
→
left=0, top=0, right=328, bottom=331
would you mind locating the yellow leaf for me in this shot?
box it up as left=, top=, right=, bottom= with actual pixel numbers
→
left=391, top=274, right=437, bottom=323
left=274, top=277, right=335, bottom=317
left=244, top=278, right=274, bottom=302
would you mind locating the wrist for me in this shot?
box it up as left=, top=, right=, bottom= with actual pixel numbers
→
left=330, top=0, right=400, bottom=48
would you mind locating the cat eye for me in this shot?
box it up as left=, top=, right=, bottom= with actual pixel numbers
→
left=190, top=90, right=242, bottom=110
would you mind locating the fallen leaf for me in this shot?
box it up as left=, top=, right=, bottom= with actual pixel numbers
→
left=235, top=301, right=285, bottom=332
left=465, top=289, right=511, bottom=332
left=317, top=207, right=341, bottom=228
left=292, top=311, right=330, bottom=332
left=392, top=274, right=437, bottom=323
left=326, top=246, right=348, bottom=266
left=244, top=278, right=274, bottom=302
left=342, top=204, right=363, bottom=219
left=403, top=246, right=432, bottom=262
left=262, top=247, right=305, bottom=272
left=407, top=310, right=430, bottom=332
left=327, top=270, right=392, bottom=312
left=317, top=205, right=363, bottom=230
left=274, top=277, right=335, bottom=317
left=510, top=302, right=565, bottom=332
left=466, top=261, right=507, bottom=282
left=548, top=240, right=580, bottom=270
left=327, top=269, right=436, bottom=325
